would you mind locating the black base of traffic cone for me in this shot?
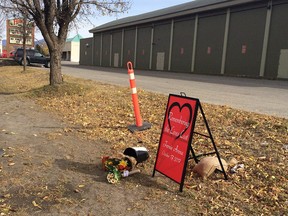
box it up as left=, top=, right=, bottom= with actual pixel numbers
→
left=128, top=122, right=152, bottom=132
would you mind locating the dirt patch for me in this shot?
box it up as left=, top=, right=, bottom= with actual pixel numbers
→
left=0, top=94, right=197, bottom=216
left=0, top=66, right=287, bottom=215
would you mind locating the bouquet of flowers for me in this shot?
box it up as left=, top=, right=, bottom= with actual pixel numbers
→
left=102, top=155, right=139, bottom=184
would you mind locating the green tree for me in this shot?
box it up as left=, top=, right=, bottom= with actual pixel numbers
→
left=35, top=41, right=49, bottom=56
left=1, top=0, right=131, bottom=85
left=35, top=44, right=43, bottom=54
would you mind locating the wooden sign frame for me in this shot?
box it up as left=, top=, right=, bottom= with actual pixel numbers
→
left=153, top=94, right=227, bottom=192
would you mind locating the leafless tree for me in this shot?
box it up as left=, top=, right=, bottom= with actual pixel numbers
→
left=0, top=0, right=131, bottom=85
left=0, top=10, right=5, bottom=37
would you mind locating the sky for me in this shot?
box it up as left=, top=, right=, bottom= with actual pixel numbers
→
left=1, top=0, right=193, bottom=41
left=46, top=0, right=194, bottom=40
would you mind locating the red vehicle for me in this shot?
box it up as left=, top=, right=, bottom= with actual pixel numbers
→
left=9, top=50, right=15, bottom=58
left=1, top=50, right=7, bottom=58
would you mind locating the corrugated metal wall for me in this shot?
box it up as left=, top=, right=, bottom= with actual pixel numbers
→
left=123, top=29, right=135, bottom=66
left=195, top=11, right=226, bottom=75
left=102, top=33, right=111, bottom=67
left=93, top=34, right=101, bottom=66
left=171, top=18, right=195, bottom=72
left=82, top=0, right=288, bottom=79
left=112, top=31, right=122, bottom=67
left=225, top=3, right=267, bottom=77
left=79, top=38, right=93, bottom=65
left=136, top=26, right=152, bottom=70
left=266, top=1, right=288, bottom=79
left=152, top=21, right=171, bottom=71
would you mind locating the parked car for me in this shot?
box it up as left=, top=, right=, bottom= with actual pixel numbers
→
left=14, top=48, right=50, bottom=68
left=9, top=50, right=15, bottom=58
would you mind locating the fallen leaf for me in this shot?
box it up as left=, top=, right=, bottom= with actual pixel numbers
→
left=32, top=201, right=42, bottom=209
left=3, top=194, right=11, bottom=198
left=42, top=196, right=49, bottom=200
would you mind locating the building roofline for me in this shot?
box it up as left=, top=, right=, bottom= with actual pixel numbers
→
left=89, top=0, right=261, bottom=33
left=66, top=34, right=83, bottom=42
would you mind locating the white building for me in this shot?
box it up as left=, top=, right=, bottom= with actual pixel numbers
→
left=62, top=34, right=82, bottom=62
left=0, top=36, right=2, bottom=56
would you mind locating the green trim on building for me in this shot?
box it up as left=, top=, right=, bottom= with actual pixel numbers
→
left=66, top=34, right=83, bottom=42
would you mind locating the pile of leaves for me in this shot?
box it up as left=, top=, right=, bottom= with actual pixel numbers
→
left=1, top=66, right=287, bottom=214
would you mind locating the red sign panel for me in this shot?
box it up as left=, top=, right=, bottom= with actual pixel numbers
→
left=154, top=94, right=198, bottom=183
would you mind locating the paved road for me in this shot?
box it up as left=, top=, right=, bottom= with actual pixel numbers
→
left=61, top=62, right=288, bottom=119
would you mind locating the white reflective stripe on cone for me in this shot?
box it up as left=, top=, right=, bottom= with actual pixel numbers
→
left=129, top=73, right=135, bottom=80
left=131, top=87, right=137, bottom=94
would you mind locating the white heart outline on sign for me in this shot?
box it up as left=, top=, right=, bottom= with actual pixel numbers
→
left=168, top=102, right=192, bottom=140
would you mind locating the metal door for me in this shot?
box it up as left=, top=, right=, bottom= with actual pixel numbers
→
left=277, top=49, right=288, bottom=79
left=156, top=52, right=165, bottom=70
left=114, top=53, right=119, bottom=67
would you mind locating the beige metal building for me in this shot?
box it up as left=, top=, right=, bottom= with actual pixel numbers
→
left=0, top=36, right=2, bottom=56
left=62, top=34, right=82, bottom=62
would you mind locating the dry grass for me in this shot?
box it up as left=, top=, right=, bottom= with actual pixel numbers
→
left=0, top=65, right=287, bottom=215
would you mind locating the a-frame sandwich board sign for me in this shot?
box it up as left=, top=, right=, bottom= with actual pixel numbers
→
left=152, top=94, right=227, bottom=192
left=152, top=94, right=198, bottom=192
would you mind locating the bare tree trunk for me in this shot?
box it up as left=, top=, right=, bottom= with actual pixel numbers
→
left=49, top=49, right=63, bottom=85
left=23, top=14, right=27, bottom=71
left=1, top=0, right=131, bottom=86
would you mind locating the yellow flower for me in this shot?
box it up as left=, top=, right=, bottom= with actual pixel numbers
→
left=118, top=160, right=128, bottom=170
